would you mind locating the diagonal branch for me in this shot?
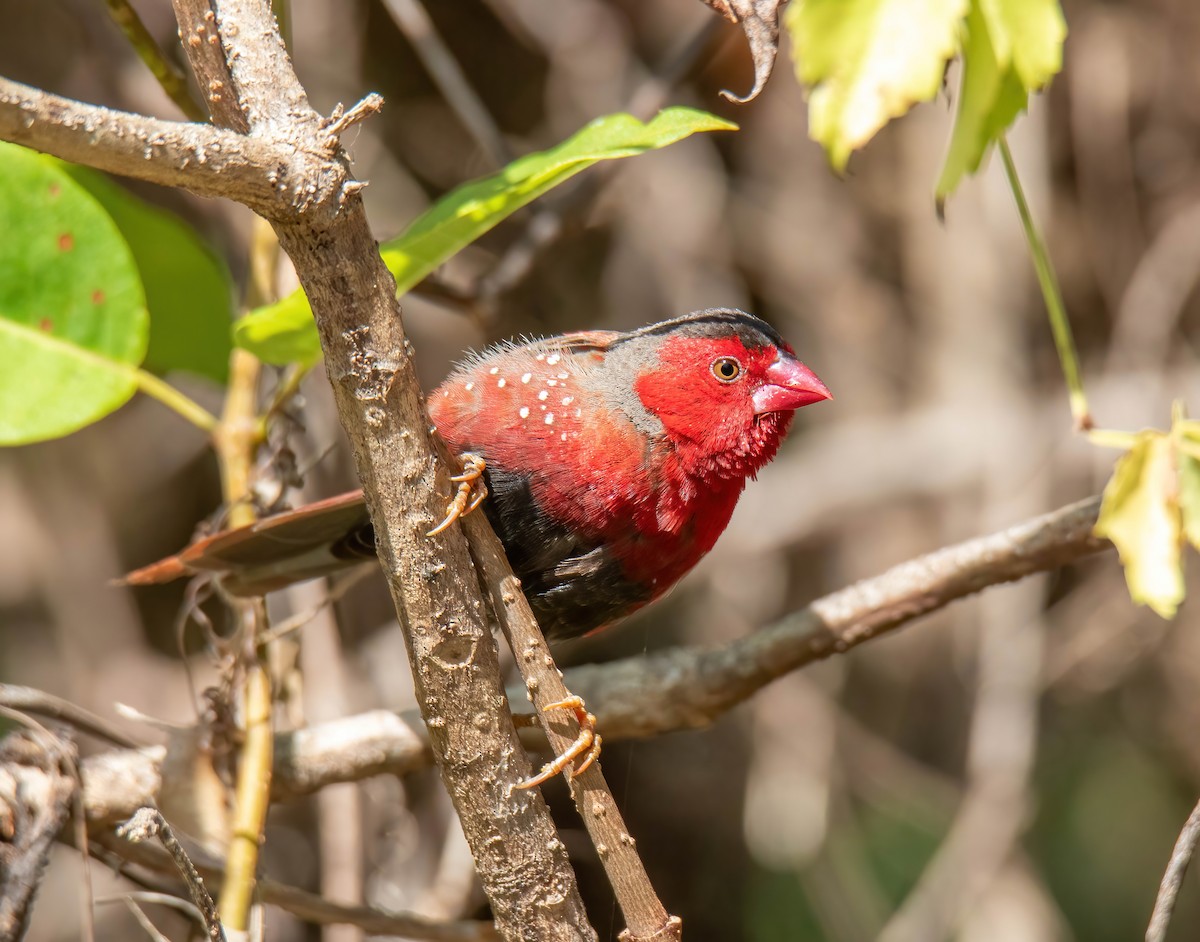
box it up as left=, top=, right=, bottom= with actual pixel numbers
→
left=569, top=497, right=1106, bottom=740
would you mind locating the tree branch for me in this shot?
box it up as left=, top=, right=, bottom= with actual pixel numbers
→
left=74, top=497, right=1109, bottom=825
left=568, top=497, right=1105, bottom=740
left=0, top=77, right=281, bottom=213
left=165, top=1, right=595, bottom=938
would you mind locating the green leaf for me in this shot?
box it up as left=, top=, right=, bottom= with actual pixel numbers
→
left=977, top=0, right=1066, bottom=90
left=786, top=0, right=969, bottom=171
left=0, top=143, right=149, bottom=445
left=234, top=107, right=737, bottom=365
left=1178, top=449, right=1200, bottom=553
left=59, top=164, right=234, bottom=384
left=1094, top=431, right=1185, bottom=619
left=936, top=0, right=1065, bottom=201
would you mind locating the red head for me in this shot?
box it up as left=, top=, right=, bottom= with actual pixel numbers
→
left=604, top=310, right=830, bottom=482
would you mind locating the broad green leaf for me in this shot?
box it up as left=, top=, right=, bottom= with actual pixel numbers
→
left=0, top=143, right=148, bottom=444
left=786, top=0, right=968, bottom=171
left=1095, top=431, right=1185, bottom=619
left=936, top=0, right=1065, bottom=201
left=234, top=107, right=737, bottom=365
left=59, top=164, right=233, bottom=384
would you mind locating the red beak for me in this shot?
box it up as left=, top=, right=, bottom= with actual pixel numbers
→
left=752, top=356, right=832, bottom=414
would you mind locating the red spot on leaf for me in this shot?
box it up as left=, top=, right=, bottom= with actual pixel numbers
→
left=39, top=318, right=53, bottom=332
left=57, top=233, right=74, bottom=251
left=91, top=289, right=105, bottom=305
left=48, top=183, right=61, bottom=197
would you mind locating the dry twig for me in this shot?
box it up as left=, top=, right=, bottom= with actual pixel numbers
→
left=1146, top=795, right=1200, bottom=942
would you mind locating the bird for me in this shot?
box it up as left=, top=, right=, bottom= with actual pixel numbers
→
left=125, top=308, right=831, bottom=643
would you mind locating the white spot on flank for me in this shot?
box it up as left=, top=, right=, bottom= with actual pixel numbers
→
left=547, top=379, right=558, bottom=387
left=537, top=390, right=549, bottom=401
left=546, top=354, right=560, bottom=365
left=562, top=396, right=573, bottom=405
left=561, top=432, right=568, bottom=441
left=521, top=372, right=532, bottom=383
left=574, top=408, right=582, bottom=418
left=497, top=377, right=506, bottom=388
left=545, top=413, right=555, bottom=424
left=442, top=390, right=449, bottom=397
left=535, top=353, right=545, bottom=361
left=464, top=382, right=474, bottom=392
left=540, top=404, right=547, bottom=410
left=519, top=406, right=529, bottom=418
left=489, top=366, right=499, bottom=374
left=557, top=372, right=569, bottom=380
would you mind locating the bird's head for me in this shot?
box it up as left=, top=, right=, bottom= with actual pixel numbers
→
left=601, top=309, right=831, bottom=480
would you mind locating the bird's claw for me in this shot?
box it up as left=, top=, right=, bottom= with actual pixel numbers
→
left=426, top=453, right=488, bottom=536
left=515, top=695, right=602, bottom=789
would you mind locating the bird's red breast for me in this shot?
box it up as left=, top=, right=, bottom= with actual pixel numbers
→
left=124, top=309, right=830, bottom=641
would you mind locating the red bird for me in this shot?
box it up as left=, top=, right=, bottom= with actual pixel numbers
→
left=126, top=309, right=830, bottom=640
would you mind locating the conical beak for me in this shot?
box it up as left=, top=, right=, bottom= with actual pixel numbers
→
left=752, top=356, right=832, bottom=414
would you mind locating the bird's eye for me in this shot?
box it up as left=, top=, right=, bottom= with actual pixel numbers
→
left=711, top=356, right=742, bottom=383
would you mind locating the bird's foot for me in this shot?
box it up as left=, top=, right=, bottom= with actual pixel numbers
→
left=515, top=695, right=602, bottom=789
left=426, top=453, right=488, bottom=536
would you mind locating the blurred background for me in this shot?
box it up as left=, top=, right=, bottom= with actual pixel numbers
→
left=4, top=0, right=1200, bottom=939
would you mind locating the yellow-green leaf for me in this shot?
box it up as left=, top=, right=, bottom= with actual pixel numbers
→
left=1095, top=431, right=1185, bottom=619
left=976, top=0, right=1066, bottom=90
left=936, top=0, right=1065, bottom=202
left=1177, top=448, right=1200, bottom=553
left=233, top=107, right=736, bottom=365
left=936, top=2, right=1028, bottom=201
left=786, top=0, right=968, bottom=171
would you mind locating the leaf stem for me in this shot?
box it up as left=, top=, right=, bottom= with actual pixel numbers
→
left=133, top=368, right=220, bottom=432
left=998, top=135, right=1092, bottom=431
left=1088, top=429, right=1140, bottom=451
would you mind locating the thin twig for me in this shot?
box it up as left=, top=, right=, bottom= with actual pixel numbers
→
left=464, top=514, right=681, bottom=942
left=102, top=0, right=208, bottom=120
left=475, top=16, right=718, bottom=312
left=118, top=808, right=226, bottom=942
left=94, top=829, right=501, bottom=941
left=1146, top=795, right=1200, bottom=942
left=97, top=890, right=206, bottom=927
left=123, top=898, right=173, bottom=942
left=0, top=684, right=143, bottom=748
left=378, top=0, right=510, bottom=167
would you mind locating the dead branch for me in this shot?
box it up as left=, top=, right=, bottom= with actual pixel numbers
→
left=1146, top=794, right=1200, bottom=942
left=118, top=808, right=225, bottom=942
left=0, top=732, right=77, bottom=940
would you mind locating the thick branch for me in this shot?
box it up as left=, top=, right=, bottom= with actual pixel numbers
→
left=0, top=77, right=282, bottom=213
left=165, top=2, right=594, bottom=938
